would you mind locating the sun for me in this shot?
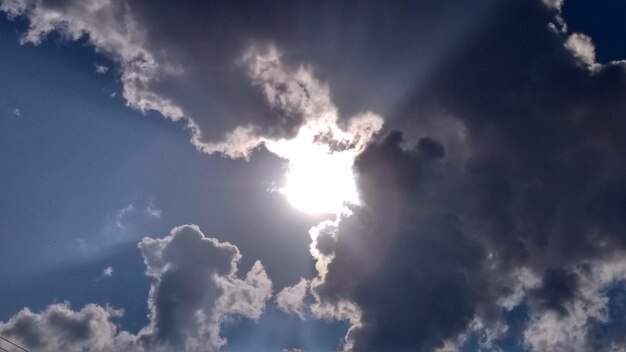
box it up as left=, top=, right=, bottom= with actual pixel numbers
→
left=280, top=145, right=360, bottom=215
left=265, top=124, right=362, bottom=215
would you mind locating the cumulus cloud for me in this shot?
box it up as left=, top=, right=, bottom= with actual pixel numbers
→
left=306, top=133, right=490, bottom=351
left=276, top=2, right=626, bottom=351
left=0, top=225, right=272, bottom=352
left=0, top=303, right=131, bottom=352
left=137, top=224, right=272, bottom=352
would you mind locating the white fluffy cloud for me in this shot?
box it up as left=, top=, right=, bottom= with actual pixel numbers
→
left=565, top=33, right=597, bottom=67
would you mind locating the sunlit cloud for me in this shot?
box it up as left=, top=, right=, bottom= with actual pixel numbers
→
left=236, top=45, right=383, bottom=215
left=266, top=115, right=380, bottom=215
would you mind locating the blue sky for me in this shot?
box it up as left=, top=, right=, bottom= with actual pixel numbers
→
left=2, top=1, right=626, bottom=352
left=0, top=14, right=343, bottom=351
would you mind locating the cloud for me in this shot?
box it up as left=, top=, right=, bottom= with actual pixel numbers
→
left=244, top=45, right=333, bottom=131
left=99, top=202, right=161, bottom=242
left=0, top=303, right=129, bottom=352
left=0, top=101, right=21, bottom=117
left=94, top=64, right=109, bottom=74
left=523, top=259, right=626, bottom=351
left=102, top=266, right=113, bottom=277
left=1, top=0, right=323, bottom=157
left=409, top=0, right=626, bottom=274
left=137, top=224, right=272, bottom=351
left=0, top=225, right=272, bottom=352
left=276, top=278, right=309, bottom=319
left=565, top=33, right=597, bottom=67
left=198, top=44, right=382, bottom=158
left=305, top=133, right=490, bottom=351
left=543, top=0, right=564, bottom=10
left=277, top=2, right=626, bottom=350
left=145, top=201, right=162, bottom=218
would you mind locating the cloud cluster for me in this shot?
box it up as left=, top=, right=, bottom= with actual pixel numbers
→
left=0, top=0, right=493, bottom=159
left=0, top=225, right=272, bottom=352
left=4, top=0, right=626, bottom=351
left=0, top=303, right=131, bottom=352
left=276, top=1, right=626, bottom=351
left=302, top=133, right=492, bottom=351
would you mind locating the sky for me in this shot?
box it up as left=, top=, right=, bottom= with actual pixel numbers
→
left=1, top=0, right=626, bottom=351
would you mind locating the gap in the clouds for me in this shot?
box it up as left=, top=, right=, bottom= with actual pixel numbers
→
left=221, top=305, right=350, bottom=352
left=592, top=280, right=626, bottom=348
left=492, top=303, right=530, bottom=352
left=455, top=304, right=529, bottom=352
left=562, top=1, right=626, bottom=63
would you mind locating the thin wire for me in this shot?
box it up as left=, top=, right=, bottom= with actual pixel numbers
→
left=0, top=336, right=29, bottom=352
left=0, top=345, right=10, bottom=352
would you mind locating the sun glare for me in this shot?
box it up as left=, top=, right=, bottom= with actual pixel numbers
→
left=266, top=124, right=362, bottom=215
left=281, top=147, right=360, bottom=215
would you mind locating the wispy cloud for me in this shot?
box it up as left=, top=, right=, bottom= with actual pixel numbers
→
left=102, top=266, right=114, bottom=277
left=95, top=63, right=109, bottom=74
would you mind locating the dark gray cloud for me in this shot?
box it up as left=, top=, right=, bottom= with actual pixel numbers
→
left=309, top=133, right=492, bottom=351
left=409, top=1, right=626, bottom=272
left=257, top=2, right=626, bottom=351
left=138, top=224, right=272, bottom=351
left=296, top=1, right=626, bottom=351
left=529, top=268, right=580, bottom=317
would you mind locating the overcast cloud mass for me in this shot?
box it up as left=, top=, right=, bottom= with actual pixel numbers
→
left=2, top=0, right=626, bottom=351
